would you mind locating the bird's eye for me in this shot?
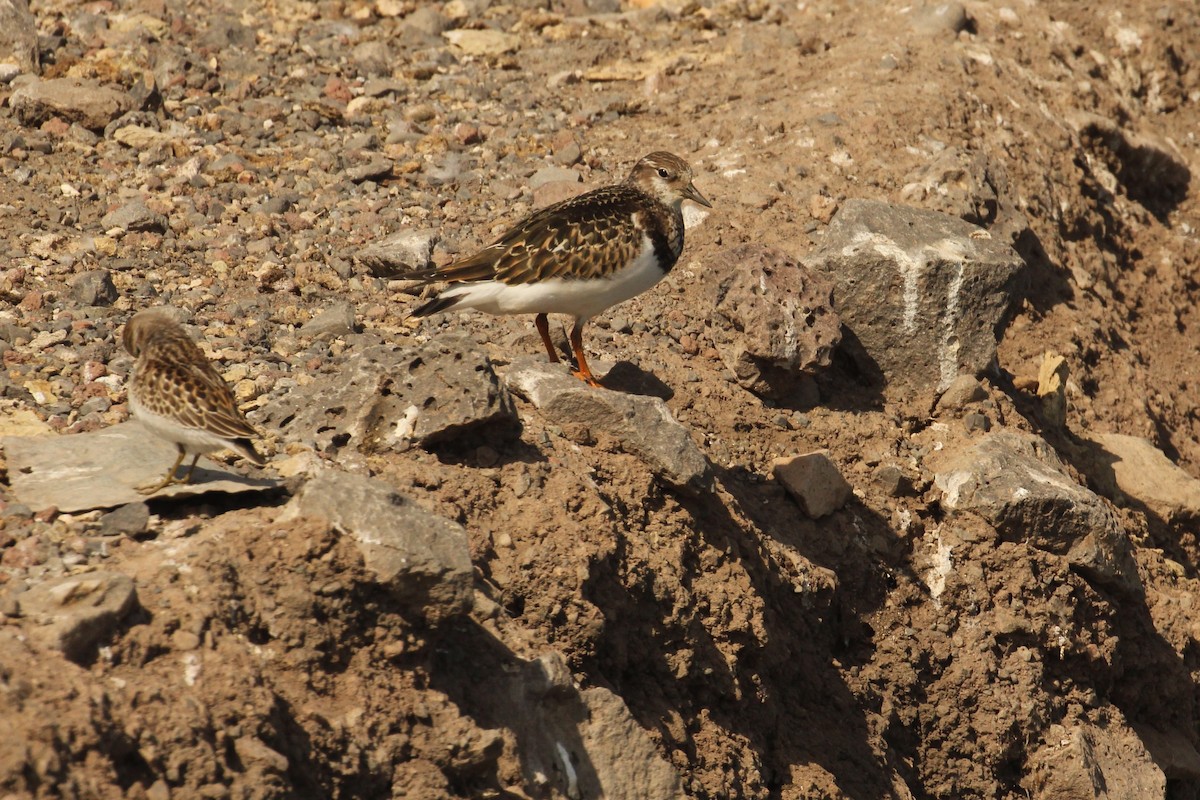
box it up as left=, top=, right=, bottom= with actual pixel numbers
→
left=657, top=167, right=670, bottom=178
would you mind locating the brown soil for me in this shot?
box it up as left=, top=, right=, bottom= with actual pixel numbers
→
left=2, top=0, right=1200, bottom=798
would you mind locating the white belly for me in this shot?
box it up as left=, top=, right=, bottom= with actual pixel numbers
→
left=129, top=394, right=229, bottom=456
left=444, top=241, right=667, bottom=320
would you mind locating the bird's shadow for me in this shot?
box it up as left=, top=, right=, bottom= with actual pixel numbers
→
left=596, top=361, right=674, bottom=400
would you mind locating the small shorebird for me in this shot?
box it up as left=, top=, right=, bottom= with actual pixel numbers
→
left=123, top=308, right=265, bottom=493
left=396, top=151, right=710, bottom=387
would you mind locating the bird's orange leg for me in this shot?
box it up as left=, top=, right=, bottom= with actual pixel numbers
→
left=535, top=313, right=560, bottom=363
left=569, top=319, right=602, bottom=388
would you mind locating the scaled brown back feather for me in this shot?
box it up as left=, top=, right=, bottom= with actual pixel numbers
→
left=124, top=310, right=263, bottom=459
left=396, top=151, right=706, bottom=296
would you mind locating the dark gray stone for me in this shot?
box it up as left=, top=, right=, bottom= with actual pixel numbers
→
left=281, top=470, right=472, bottom=621
left=934, top=431, right=1140, bottom=594
left=804, top=199, right=1024, bottom=396
left=703, top=244, right=841, bottom=400
left=68, top=269, right=118, bottom=307
left=18, top=571, right=138, bottom=663
left=873, top=463, right=910, bottom=497
left=98, top=502, right=150, bottom=537
left=10, top=78, right=134, bottom=131
left=267, top=335, right=517, bottom=455
left=100, top=200, right=168, bottom=233
left=345, top=158, right=394, bottom=184
left=506, top=359, right=712, bottom=495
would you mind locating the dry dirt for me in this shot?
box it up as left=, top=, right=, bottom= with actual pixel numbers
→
left=2, top=0, right=1200, bottom=798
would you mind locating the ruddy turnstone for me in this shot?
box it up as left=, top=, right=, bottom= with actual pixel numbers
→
left=397, top=151, right=711, bottom=387
left=122, top=308, right=265, bottom=494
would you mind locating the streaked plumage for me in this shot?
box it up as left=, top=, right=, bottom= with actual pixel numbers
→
left=123, top=308, right=265, bottom=494
left=397, top=151, right=711, bottom=386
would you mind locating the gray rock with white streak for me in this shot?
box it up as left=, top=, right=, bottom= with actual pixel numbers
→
left=805, top=199, right=1023, bottom=396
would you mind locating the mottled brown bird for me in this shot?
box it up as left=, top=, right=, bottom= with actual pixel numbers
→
left=396, top=151, right=711, bottom=387
left=123, top=308, right=265, bottom=493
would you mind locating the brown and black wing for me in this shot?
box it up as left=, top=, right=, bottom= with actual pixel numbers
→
left=398, top=185, right=652, bottom=287
left=134, top=334, right=264, bottom=460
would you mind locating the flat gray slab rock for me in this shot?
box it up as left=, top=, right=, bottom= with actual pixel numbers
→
left=933, top=431, right=1140, bottom=594
left=266, top=335, right=517, bottom=455
left=2, top=421, right=280, bottom=513
left=505, top=358, right=713, bottom=496
left=280, top=470, right=472, bottom=621
left=804, top=199, right=1024, bottom=395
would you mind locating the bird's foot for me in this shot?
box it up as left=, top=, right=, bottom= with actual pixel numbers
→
left=135, top=474, right=178, bottom=495
left=570, top=368, right=603, bottom=389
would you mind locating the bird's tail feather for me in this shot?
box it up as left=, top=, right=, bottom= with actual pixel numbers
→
left=231, top=438, right=267, bottom=466
left=412, top=292, right=464, bottom=317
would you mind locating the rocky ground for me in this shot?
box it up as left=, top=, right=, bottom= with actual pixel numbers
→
left=1, top=0, right=1200, bottom=798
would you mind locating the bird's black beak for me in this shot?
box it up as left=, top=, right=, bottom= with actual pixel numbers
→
left=683, top=181, right=712, bottom=208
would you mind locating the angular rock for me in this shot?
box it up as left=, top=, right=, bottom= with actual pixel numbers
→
left=455, top=649, right=682, bottom=799
left=98, top=502, right=151, bottom=537
left=804, top=199, right=1024, bottom=395
left=18, top=571, right=138, bottom=663
left=529, top=165, right=581, bottom=190
left=300, top=302, right=357, bottom=339
left=1134, top=724, right=1200, bottom=783
left=280, top=470, right=472, bottom=621
left=578, top=686, right=683, bottom=798
left=357, top=228, right=439, bottom=276
left=9, top=78, right=134, bottom=131
left=910, top=1, right=970, bottom=36
left=267, top=336, right=517, bottom=455
left=443, top=29, right=519, bottom=56
left=100, top=200, right=168, bottom=233
left=702, top=244, right=841, bottom=400
left=3, top=421, right=280, bottom=513
left=345, top=157, right=394, bottom=183
left=934, top=374, right=987, bottom=413
left=1023, top=721, right=1164, bottom=800
left=68, top=269, right=118, bottom=307
left=773, top=450, right=852, bottom=518
left=933, top=431, right=1140, bottom=594
left=1078, top=432, right=1200, bottom=523
left=506, top=358, right=712, bottom=495
left=0, top=0, right=38, bottom=72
